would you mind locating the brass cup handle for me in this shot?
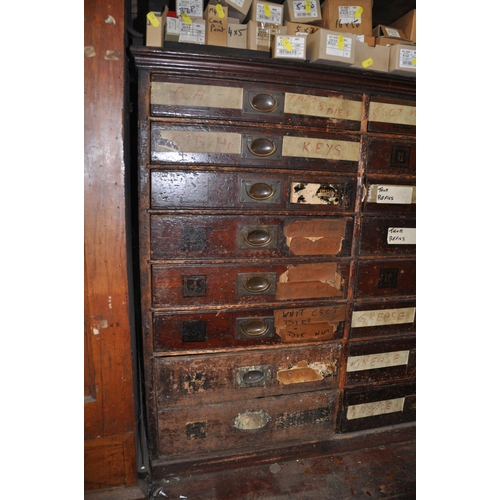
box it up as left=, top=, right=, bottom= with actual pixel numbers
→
left=246, top=182, right=275, bottom=201
left=247, top=137, right=276, bottom=157
left=243, top=276, right=271, bottom=293
left=240, top=319, right=270, bottom=337
left=250, top=93, right=278, bottom=113
left=244, top=228, right=272, bottom=247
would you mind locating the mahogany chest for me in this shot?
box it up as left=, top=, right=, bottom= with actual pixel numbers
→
left=131, top=45, right=416, bottom=481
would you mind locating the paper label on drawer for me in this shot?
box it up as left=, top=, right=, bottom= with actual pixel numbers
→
left=282, top=136, right=360, bottom=161
left=284, top=93, right=362, bottom=121
left=346, top=397, right=405, bottom=420
left=351, top=307, right=416, bottom=328
left=387, top=227, right=416, bottom=244
left=158, top=130, right=241, bottom=154
left=368, top=102, right=416, bottom=126
left=284, top=219, right=347, bottom=255
left=151, top=82, right=243, bottom=109
left=366, top=185, right=415, bottom=204
left=290, top=182, right=350, bottom=206
left=347, top=350, right=410, bottom=372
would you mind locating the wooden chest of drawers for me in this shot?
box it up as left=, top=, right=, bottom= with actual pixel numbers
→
left=131, top=46, right=416, bottom=481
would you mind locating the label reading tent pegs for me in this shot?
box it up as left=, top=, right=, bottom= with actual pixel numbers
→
left=216, top=4, right=225, bottom=18
left=147, top=11, right=160, bottom=27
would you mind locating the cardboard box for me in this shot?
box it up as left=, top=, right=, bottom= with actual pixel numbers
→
left=284, top=0, right=322, bottom=24
left=179, top=18, right=206, bottom=44
left=204, top=3, right=229, bottom=46
left=353, top=38, right=389, bottom=72
left=388, top=43, right=416, bottom=76
left=272, top=35, right=307, bottom=60
left=391, top=9, right=416, bottom=43
left=249, top=0, right=284, bottom=25
left=225, top=0, right=253, bottom=22
left=247, top=20, right=287, bottom=51
left=372, top=25, right=406, bottom=39
left=285, top=20, right=322, bottom=36
left=227, top=21, right=248, bottom=48
left=176, top=0, right=204, bottom=18
left=376, top=36, right=415, bottom=46
left=321, top=0, right=373, bottom=37
left=165, top=14, right=181, bottom=42
left=146, top=11, right=166, bottom=47
left=306, top=28, right=356, bottom=66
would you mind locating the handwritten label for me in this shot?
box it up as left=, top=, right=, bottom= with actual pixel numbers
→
left=346, top=350, right=410, bottom=372
left=147, top=11, right=160, bottom=27
left=177, top=0, right=203, bottom=17
left=387, top=227, right=416, bottom=245
left=374, top=185, right=413, bottom=204
left=346, top=398, right=405, bottom=420
left=282, top=136, right=360, bottom=160
left=368, top=102, right=416, bottom=126
left=351, top=307, right=416, bottom=328
left=151, top=82, right=243, bottom=109
left=157, top=130, right=241, bottom=154
left=284, top=93, right=362, bottom=121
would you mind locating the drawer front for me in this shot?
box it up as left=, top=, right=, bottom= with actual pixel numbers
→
left=359, top=216, right=416, bottom=256
left=345, top=336, right=416, bottom=386
left=150, top=170, right=356, bottom=212
left=153, top=303, right=347, bottom=351
left=151, top=215, right=354, bottom=260
left=365, top=137, right=416, bottom=175
left=150, top=124, right=360, bottom=172
left=155, top=343, right=342, bottom=407
left=362, top=179, right=416, bottom=215
left=349, top=300, right=416, bottom=340
left=150, top=76, right=363, bottom=130
left=157, top=390, right=338, bottom=457
left=355, top=259, right=416, bottom=298
left=340, top=382, right=416, bottom=432
left=367, top=97, right=416, bottom=136
left=152, top=261, right=349, bottom=307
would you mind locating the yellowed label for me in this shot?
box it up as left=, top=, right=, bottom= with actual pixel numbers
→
left=151, top=82, right=243, bottom=109
left=284, top=218, right=346, bottom=255
left=284, top=93, right=362, bottom=121
left=274, top=305, right=346, bottom=328
left=351, top=307, right=416, bottom=328
left=290, top=182, right=345, bottom=205
left=347, top=350, right=410, bottom=372
left=277, top=360, right=324, bottom=384
left=158, top=130, right=241, bottom=154
left=366, top=185, right=416, bottom=204
left=282, top=136, right=360, bottom=161
left=276, top=323, right=337, bottom=342
left=346, top=398, right=405, bottom=420
left=368, top=102, right=416, bottom=126
left=147, top=11, right=160, bottom=27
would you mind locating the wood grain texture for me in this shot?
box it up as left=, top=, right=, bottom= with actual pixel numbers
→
left=84, top=0, right=137, bottom=491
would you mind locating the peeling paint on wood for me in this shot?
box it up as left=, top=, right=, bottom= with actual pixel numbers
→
left=284, top=219, right=346, bottom=255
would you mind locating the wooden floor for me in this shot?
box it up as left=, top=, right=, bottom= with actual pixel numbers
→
left=146, top=439, right=416, bottom=500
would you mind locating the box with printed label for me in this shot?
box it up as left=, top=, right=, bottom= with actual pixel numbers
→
left=165, top=15, right=181, bottom=42
left=321, top=0, right=373, bottom=37
left=247, top=20, right=287, bottom=51
left=227, top=19, right=248, bottom=48
left=249, top=0, right=284, bottom=25
left=388, top=44, right=416, bottom=77
left=225, top=0, right=253, bottom=22
left=176, top=0, right=204, bottom=18
left=353, top=38, right=389, bottom=73
left=204, top=3, right=229, bottom=46
left=306, top=28, right=356, bottom=66
left=284, top=0, right=322, bottom=24
left=391, top=9, right=416, bottom=43
left=179, top=18, right=206, bottom=44
left=372, top=25, right=406, bottom=39
left=272, top=35, right=307, bottom=60
left=285, top=21, right=322, bottom=36
left=146, top=11, right=166, bottom=47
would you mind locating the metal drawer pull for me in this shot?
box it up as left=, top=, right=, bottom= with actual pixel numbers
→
left=247, top=182, right=274, bottom=200
left=242, top=370, right=265, bottom=384
left=233, top=410, right=271, bottom=430
left=248, top=137, right=276, bottom=157
left=251, top=93, right=278, bottom=112
left=244, top=276, right=271, bottom=293
left=245, top=229, right=271, bottom=247
left=241, top=319, right=269, bottom=337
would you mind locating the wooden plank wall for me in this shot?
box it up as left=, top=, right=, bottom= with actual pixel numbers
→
left=84, top=0, right=140, bottom=493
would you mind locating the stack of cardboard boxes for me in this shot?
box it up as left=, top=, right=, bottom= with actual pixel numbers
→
left=145, top=1, right=416, bottom=77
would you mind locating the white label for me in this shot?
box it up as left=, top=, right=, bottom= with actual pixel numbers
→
left=338, top=5, right=361, bottom=24
left=385, top=28, right=401, bottom=37
left=326, top=34, right=352, bottom=58
left=275, top=37, right=305, bottom=58
left=356, top=35, right=365, bottom=42
left=387, top=227, right=416, bottom=245
left=176, top=0, right=203, bottom=17
left=179, top=22, right=205, bottom=44
left=347, top=350, right=410, bottom=372
left=399, top=49, right=416, bottom=68
left=351, top=307, right=416, bottom=328
left=230, top=0, right=245, bottom=7
left=256, top=3, right=282, bottom=24
left=292, top=0, right=319, bottom=18
left=346, top=398, right=405, bottom=420
left=375, top=185, right=414, bottom=204
left=166, top=17, right=180, bottom=34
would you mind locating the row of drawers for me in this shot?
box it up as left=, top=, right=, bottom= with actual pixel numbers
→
left=150, top=214, right=415, bottom=259
left=148, top=78, right=416, bottom=136
left=152, top=299, right=416, bottom=351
